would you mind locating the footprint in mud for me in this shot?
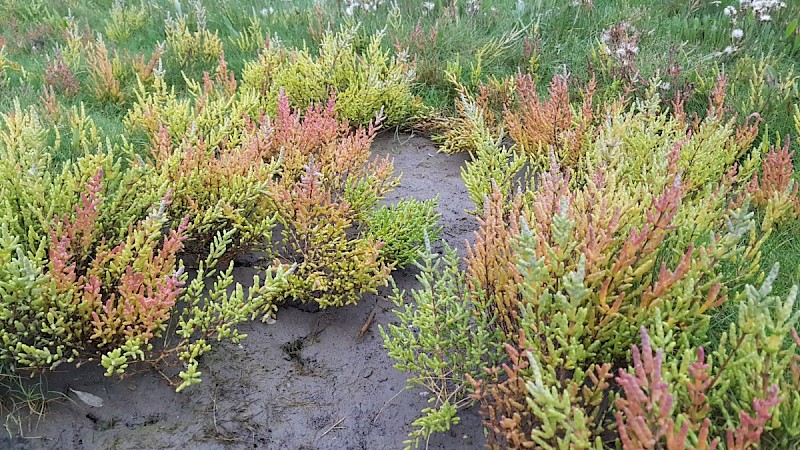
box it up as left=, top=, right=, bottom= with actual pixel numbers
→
left=281, top=330, right=323, bottom=372
left=86, top=412, right=117, bottom=431
left=281, top=337, right=305, bottom=362
left=123, top=413, right=163, bottom=428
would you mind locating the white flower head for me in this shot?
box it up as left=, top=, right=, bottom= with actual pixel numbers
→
left=344, top=0, right=385, bottom=15
left=739, top=0, right=785, bottom=21
left=723, top=45, right=736, bottom=55
left=724, top=5, right=737, bottom=15
left=731, top=28, right=744, bottom=39
left=422, top=1, right=434, bottom=11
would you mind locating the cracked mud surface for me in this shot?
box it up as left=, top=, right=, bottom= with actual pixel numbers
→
left=3, top=133, right=484, bottom=450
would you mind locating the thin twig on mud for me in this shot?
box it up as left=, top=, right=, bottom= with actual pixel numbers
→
left=155, top=367, right=176, bottom=387
left=372, top=386, right=409, bottom=423
left=315, top=416, right=346, bottom=441
left=358, top=301, right=379, bottom=338
left=211, top=388, right=219, bottom=434
left=394, top=126, right=415, bottom=147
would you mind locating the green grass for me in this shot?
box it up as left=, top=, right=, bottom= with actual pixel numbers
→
left=0, top=366, right=69, bottom=438
left=709, top=218, right=800, bottom=347
left=760, top=220, right=800, bottom=295
left=2, top=0, right=797, bottom=123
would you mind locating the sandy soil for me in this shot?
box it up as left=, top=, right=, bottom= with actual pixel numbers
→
left=2, top=133, right=485, bottom=450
